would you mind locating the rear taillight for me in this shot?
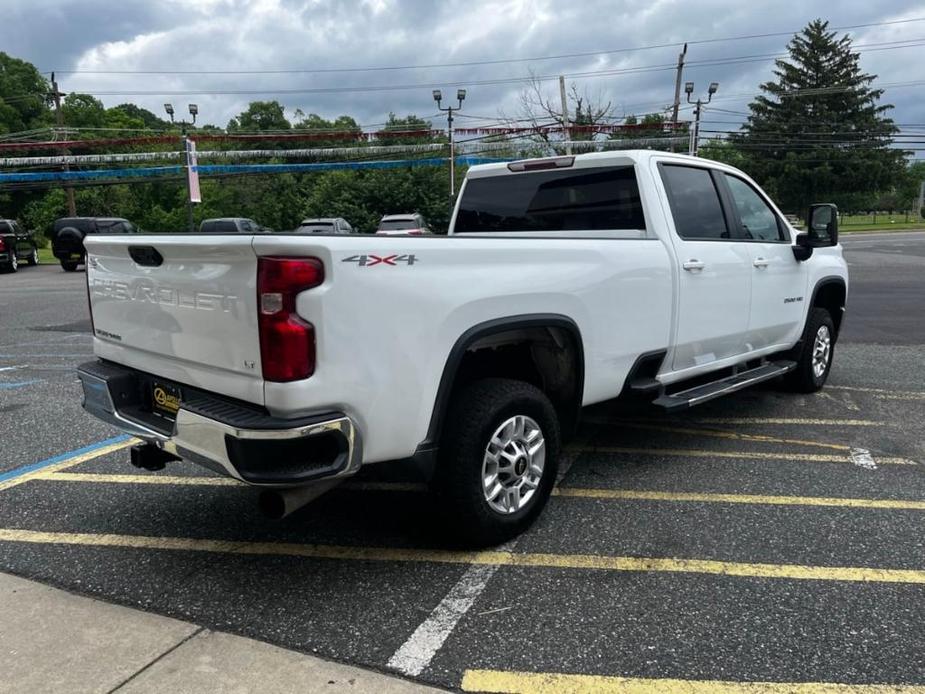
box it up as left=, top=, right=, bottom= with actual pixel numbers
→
left=257, top=257, right=324, bottom=382
left=406, top=229, right=423, bottom=235
left=0, top=238, right=6, bottom=252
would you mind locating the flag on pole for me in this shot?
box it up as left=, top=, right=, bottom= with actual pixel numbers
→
left=186, top=138, right=201, bottom=203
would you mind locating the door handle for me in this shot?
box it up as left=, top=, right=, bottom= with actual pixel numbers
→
left=753, top=257, right=771, bottom=268
left=682, top=260, right=705, bottom=271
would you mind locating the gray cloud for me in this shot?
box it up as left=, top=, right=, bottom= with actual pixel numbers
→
left=5, top=0, right=924, bottom=147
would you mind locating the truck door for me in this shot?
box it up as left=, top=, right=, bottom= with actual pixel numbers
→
left=659, top=164, right=752, bottom=372
left=719, top=173, right=809, bottom=351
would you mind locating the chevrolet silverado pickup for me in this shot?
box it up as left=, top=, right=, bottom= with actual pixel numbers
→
left=77, top=151, right=847, bottom=545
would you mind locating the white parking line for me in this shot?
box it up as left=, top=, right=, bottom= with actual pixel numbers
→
left=387, top=545, right=512, bottom=677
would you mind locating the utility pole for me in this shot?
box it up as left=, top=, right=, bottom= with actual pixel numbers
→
left=670, top=43, right=687, bottom=153
left=916, top=179, right=925, bottom=220
left=433, top=88, right=466, bottom=214
left=50, top=73, right=76, bottom=216
left=685, top=80, right=718, bottom=157
left=559, top=75, right=572, bottom=155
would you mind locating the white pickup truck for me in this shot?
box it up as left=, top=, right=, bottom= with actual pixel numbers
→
left=78, top=151, right=847, bottom=545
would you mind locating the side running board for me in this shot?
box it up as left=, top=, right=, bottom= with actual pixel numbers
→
left=653, top=360, right=796, bottom=412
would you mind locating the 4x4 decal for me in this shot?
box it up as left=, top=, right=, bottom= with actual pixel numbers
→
left=342, top=254, right=417, bottom=267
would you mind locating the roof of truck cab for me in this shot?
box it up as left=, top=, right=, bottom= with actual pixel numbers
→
left=464, top=150, right=706, bottom=179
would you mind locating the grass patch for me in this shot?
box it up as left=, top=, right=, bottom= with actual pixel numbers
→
left=37, top=248, right=57, bottom=264
left=840, top=223, right=925, bottom=233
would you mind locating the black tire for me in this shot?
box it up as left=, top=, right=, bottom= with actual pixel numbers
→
left=783, top=308, right=835, bottom=393
left=3, top=254, right=18, bottom=273
left=61, top=261, right=79, bottom=272
left=27, top=248, right=39, bottom=266
left=434, top=378, right=560, bottom=547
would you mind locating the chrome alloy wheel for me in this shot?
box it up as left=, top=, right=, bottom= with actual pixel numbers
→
left=812, top=324, right=832, bottom=379
left=481, top=415, right=546, bottom=515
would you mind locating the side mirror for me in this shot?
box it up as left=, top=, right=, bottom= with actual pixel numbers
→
left=792, top=232, right=814, bottom=262
left=807, top=203, right=838, bottom=247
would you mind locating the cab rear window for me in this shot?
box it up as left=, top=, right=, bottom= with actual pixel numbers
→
left=455, top=166, right=645, bottom=233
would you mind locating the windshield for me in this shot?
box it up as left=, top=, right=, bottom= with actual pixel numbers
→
left=455, top=165, right=646, bottom=233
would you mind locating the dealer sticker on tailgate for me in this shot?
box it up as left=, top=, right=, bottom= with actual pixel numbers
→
left=151, top=382, right=181, bottom=418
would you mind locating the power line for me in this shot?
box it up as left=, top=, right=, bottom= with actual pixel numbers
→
left=18, top=40, right=920, bottom=102
left=47, top=17, right=925, bottom=75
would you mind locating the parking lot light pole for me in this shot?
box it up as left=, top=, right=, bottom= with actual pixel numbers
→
left=164, top=103, right=199, bottom=232
left=433, top=89, right=466, bottom=213
left=686, top=81, right=718, bottom=157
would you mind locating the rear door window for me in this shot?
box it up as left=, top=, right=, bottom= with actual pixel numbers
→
left=660, top=165, right=731, bottom=240
left=455, top=166, right=645, bottom=233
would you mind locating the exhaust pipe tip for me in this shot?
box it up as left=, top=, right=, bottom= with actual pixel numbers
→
left=258, top=490, right=288, bottom=520
left=258, top=480, right=341, bottom=520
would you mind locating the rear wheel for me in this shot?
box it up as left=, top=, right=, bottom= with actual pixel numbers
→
left=434, top=378, right=560, bottom=547
left=61, top=261, right=78, bottom=272
left=783, top=308, right=835, bottom=393
left=3, top=254, right=18, bottom=273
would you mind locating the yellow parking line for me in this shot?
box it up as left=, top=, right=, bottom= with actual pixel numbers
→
left=461, top=669, right=925, bottom=693
left=571, top=445, right=915, bottom=466
left=36, top=472, right=241, bottom=486
left=0, top=528, right=923, bottom=584
left=608, top=421, right=853, bottom=452
left=686, top=417, right=883, bottom=426
left=874, top=393, right=925, bottom=401
left=829, top=385, right=925, bottom=400
left=29, top=474, right=925, bottom=511
left=0, top=439, right=135, bottom=492
left=553, top=488, right=925, bottom=510
left=36, top=472, right=427, bottom=493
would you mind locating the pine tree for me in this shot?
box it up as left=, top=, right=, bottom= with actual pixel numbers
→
left=733, top=19, right=906, bottom=213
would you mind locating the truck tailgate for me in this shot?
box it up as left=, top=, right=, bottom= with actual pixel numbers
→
left=84, top=234, right=264, bottom=405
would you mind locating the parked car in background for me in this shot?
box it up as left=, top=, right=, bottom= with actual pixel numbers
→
left=0, top=219, right=40, bottom=273
left=296, top=218, right=355, bottom=234
left=199, top=218, right=266, bottom=233
left=51, top=217, right=137, bottom=272
left=376, top=213, right=432, bottom=235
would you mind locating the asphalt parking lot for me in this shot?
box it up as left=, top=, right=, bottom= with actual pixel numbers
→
left=1, top=232, right=924, bottom=692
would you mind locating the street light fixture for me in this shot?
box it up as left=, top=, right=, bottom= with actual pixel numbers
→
left=188, top=103, right=198, bottom=121
left=432, top=87, right=467, bottom=212
left=685, top=81, right=719, bottom=156
left=164, top=103, right=175, bottom=117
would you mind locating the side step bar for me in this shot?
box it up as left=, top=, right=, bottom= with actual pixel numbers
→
left=653, top=360, right=796, bottom=412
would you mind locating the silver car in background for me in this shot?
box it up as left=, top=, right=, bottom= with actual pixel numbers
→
left=376, top=213, right=432, bottom=235
left=297, top=218, right=355, bottom=234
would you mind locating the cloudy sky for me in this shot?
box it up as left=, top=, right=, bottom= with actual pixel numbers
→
left=4, top=0, right=924, bottom=147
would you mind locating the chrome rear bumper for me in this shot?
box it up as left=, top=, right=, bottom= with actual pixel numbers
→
left=78, top=361, right=362, bottom=487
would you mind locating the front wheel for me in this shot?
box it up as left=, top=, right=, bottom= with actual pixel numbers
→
left=27, top=248, right=39, bottom=266
left=783, top=308, right=835, bottom=393
left=434, top=378, right=560, bottom=547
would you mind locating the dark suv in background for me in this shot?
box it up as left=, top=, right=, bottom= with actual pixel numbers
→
left=0, top=219, right=40, bottom=273
left=51, top=217, right=137, bottom=271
